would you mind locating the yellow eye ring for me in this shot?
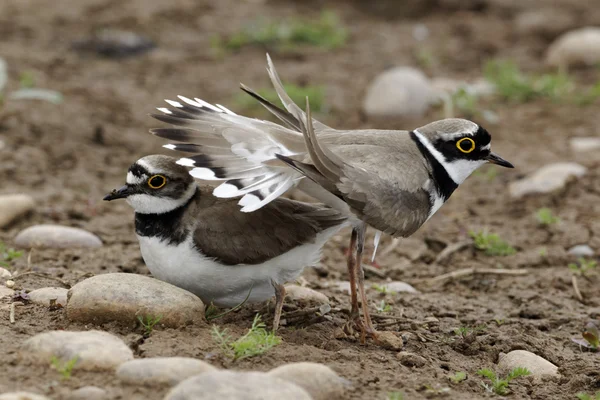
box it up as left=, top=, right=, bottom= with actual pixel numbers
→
left=148, top=175, right=167, bottom=189
left=456, top=137, right=476, bottom=153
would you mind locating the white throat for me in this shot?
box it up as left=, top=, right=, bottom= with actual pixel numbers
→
left=127, top=183, right=197, bottom=214
left=413, top=130, right=486, bottom=185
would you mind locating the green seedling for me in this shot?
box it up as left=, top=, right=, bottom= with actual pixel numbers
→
left=568, top=258, right=598, bottom=277
left=424, top=385, right=451, bottom=396
left=494, top=319, right=506, bottom=326
left=574, top=81, right=600, bottom=106
left=375, top=300, right=393, bottom=313
left=449, top=371, right=467, bottom=384
left=454, top=324, right=486, bottom=338
left=371, top=283, right=397, bottom=296
left=538, top=247, right=548, bottom=257
left=572, top=321, right=599, bottom=351
left=577, top=391, right=600, bottom=400
left=19, top=71, right=36, bottom=88
left=235, top=84, right=325, bottom=115
left=137, top=314, right=162, bottom=336
left=387, top=392, right=405, bottom=400
left=0, top=242, right=23, bottom=268
left=477, top=367, right=531, bottom=395
left=215, top=11, right=347, bottom=52
left=212, top=314, right=281, bottom=360
left=415, top=48, right=437, bottom=69
left=470, top=230, right=516, bottom=256
left=50, top=355, right=78, bottom=380
left=0, top=56, right=63, bottom=106
left=535, top=208, right=559, bottom=226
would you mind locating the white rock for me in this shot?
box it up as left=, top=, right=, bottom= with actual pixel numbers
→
left=0, top=267, right=11, bottom=279
left=20, top=330, right=133, bottom=371
left=498, top=350, right=558, bottom=377
left=67, top=273, right=205, bottom=327
left=0, top=194, right=35, bottom=228
left=117, top=357, right=217, bottom=386
left=0, top=286, right=14, bottom=298
left=546, top=27, right=600, bottom=68
left=509, top=163, right=587, bottom=198
left=5, top=279, right=14, bottom=288
left=14, top=224, right=102, bottom=249
left=165, top=371, right=311, bottom=400
left=285, top=285, right=329, bottom=304
left=570, top=137, right=600, bottom=153
left=28, top=287, right=68, bottom=307
left=363, top=67, right=432, bottom=118
left=0, top=393, right=50, bottom=400
left=568, top=245, right=594, bottom=257
left=268, top=362, right=346, bottom=400
left=68, top=386, right=107, bottom=400
left=378, top=281, right=419, bottom=294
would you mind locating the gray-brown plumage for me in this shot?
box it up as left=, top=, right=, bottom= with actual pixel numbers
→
left=104, top=155, right=347, bottom=330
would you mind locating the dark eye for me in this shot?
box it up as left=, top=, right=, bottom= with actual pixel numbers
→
left=148, top=175, right=166, bottom=189
left=456, top=137, right=475, bottom=153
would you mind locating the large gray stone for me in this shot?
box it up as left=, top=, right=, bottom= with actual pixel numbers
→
left=285, top=285, right=329, bottom=304
left=20, top=330, right=133, bottom=371
left=117, top=357, right=217, bottom=386
left=67, top=273, right=205, bottom=327
left=14, top=224, right=102, bottom=249
left=268, top=362, right=346, bottom=400
left=546, top=27, right=600, bottom=68
left=0, top=194, right=35, bottom=228
left=363, top=67, right=432, bottom=118
left=165, top=371, right=312, bottom=400
left=509, top=163, right=587, bottom=198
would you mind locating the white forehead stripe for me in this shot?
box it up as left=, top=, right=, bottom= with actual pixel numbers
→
left=481, top=143, right=491, bottom=150
left=136, top=159, right=161, bottom=175
left=126, top=171, right=145, bottom=185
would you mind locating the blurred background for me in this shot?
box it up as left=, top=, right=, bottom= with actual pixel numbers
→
left=1, top=0, right=599, bottom=398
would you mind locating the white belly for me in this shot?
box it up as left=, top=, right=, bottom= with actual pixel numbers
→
left=136, top=225, right=343, bottom=307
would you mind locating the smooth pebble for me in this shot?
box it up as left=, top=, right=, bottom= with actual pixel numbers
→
left=397, top=351, right=427, bottom=368
left=546, top=27, right=600, bottom=68
left=285, top=285, right=329, bottom=304
left=28, top=287, right=68, bottom=307
left=0, top=393, right=50, bottom=400
left=498, top=350, right=558, bottom=377
left=0, top=194, right=35, bottom=228
left=568, top=244, right=594, bottom=257
left=67, top=273, right=205, bottom=327
left=269, top=362, right=346, bottom=400
left=363, top=67, right=432, bottom=118
left=20, top=330, right=133, bottom=370
left=378, top=281, right=419, bottom=294
left=570, top=137, right=600, bottom=153
left=68, top=386, right=107, bottom=400
left=14, top=224, right=102, bottom=249
left=0, top=267, right=11, bottom=279
left=509, top=163, right=587, bottom=198
left=165, top=371, right=312, bottom=400
left=117, top=357, right=217, bottom=386
left=376, top=331, right=404, bottom=350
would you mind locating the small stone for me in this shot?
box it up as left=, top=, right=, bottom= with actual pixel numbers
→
left=284, top=285, right=329, bottom=304
left=0, top=194, right=35, bottom=228
left=20, top=330, right=133, bottom=370
left=570, top=137, right=600, bottom=153
left=269, top=362, right=346, bottom=400
left=546, top=27, right=600, bottom=68
left=165, top=371, right=312, bottom=400
left=363, top=67, right=432, bottom=118
left=117, top=357, right=217, bottom=386
left=509, top=163, right=587, bottom=198
left=498, top=350, right=558, bottom=377
left=28, top=287, right=68, bottom=307
left=67, top=273, right=205, bottom=327
left=396, top=351, right=427, bottom=368
left=376, top=331, right=404, bottom=350
left=378, top=281, right=419, bottom=294
left=68, top=386, right=107, bottom=400
left=0, top=393, right=50, bottom=400
left=568, top=245, right=594, bottom=257
left=0, top=267, right=11, bottom=279
left=5, top=280, right=14, bottom=288
left=0, top=286, right=14, bottom=298
left=14, top=224, right=102, bottom=249
left=72, top=29, right=155, bottom=59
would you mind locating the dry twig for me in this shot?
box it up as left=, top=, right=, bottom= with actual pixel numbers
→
left=10, top=301, right=23, bottom=323
left=571, top=275, right=583, bottom=302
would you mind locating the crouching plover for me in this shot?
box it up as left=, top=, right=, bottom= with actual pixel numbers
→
left=104, top=155, right=347, bottom=330
left=150, top=55, right=515, bottom=341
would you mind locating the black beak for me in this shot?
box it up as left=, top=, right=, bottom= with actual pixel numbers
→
left=103, top=185, right=135, bottom=201
left=486, top=152, right=514, bottom=168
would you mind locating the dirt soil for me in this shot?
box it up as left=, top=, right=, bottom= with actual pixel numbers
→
left=1, top=0, right=599, bottom=399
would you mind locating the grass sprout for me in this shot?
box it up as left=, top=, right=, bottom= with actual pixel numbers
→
left=387, top=392, right=405, bottom=400
left=477, top=367, right=531, bottom=395
left=137, top=314, right=162, bottom=336
left=568, top=258, right=598, bottom=277
left=0, top=242, right=23, bottom=269
left=577, top=391, right=600, bottom=400
left=212, top=314, right=281, bottom=360
left=535, top=208, right=559, bottom=226
left=215, top=11, right=347, bottom=52
left=375, top=300, right=393, bottom=313
left=50, top=355, right=78, bottom=380
left=449, top=371, right=467, bottom=384
left=470, top=230, right=516, bottom=256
